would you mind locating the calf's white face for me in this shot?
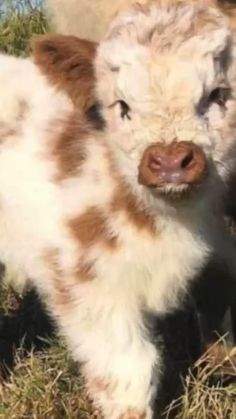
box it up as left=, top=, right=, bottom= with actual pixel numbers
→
left=96, top=2, right=236, bottom=197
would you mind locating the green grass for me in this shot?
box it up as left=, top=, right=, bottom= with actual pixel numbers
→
left=0, top=0, right=48, bottom=56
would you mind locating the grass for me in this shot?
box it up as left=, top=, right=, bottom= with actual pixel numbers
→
left=0, top=1, right=235, bottom=418
left=0, top=341, right=97, bottom=419
left=171, top=346, right=236, bottom=419
left=0, top=0, right=48, bottom=56
left=0, top=283, right=235, bottom=419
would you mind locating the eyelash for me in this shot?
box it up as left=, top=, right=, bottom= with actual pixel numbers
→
left=113, top=100, right=131, bottom=120
left=112, top=87, right=230, bottom=119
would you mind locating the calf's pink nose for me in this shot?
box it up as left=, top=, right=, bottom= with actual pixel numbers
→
left=138, top=141, right=206, bottom=188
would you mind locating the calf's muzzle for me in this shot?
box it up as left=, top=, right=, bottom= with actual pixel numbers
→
left=138, top=141, right=206, bottom=188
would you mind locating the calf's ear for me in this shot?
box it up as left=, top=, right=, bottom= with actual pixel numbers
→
left=31, top=34, right=97, bottom=109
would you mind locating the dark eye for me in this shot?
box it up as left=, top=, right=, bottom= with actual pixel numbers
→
left=208, top=87, right=231, bottom=107
left=198, top=87, right=231, bottom=116
left=117, top=100, right=131, bottom=120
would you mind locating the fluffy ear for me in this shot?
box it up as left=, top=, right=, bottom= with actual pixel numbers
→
left=32, top=34, right=97, bottom=109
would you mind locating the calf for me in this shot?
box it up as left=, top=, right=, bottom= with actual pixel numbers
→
left=45, top=0, right=236, bottom=346
left=1, top=2, right=236, bottom=418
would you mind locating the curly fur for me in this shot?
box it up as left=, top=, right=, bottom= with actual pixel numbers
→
left=1, top=2, right=236, bottom=418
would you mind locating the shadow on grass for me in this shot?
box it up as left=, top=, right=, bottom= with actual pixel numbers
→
left=0, top=287, right=55, bottom=379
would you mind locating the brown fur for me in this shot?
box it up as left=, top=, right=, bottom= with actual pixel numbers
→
left=118, top=410, right=147, bottom=419
left=0, top=124, right=17, bottom=143
left=43, top=248, right=73, bottom=307
left=75, top=255, right=95, bottom=282
left=51, top=111, right=91, bottom=181
left=88, top=376, right=115, bottom=398
left=111, top=184, right=156, bottom=234
left=69, top=207, right=119, bottom=250
left=85, top=371, right=146, bottom=419
left=0, top=100, right=28, bottom=144
left=32, top=34, right=97, bottom=111
left=216, top=0, right=236, bottom=31
left=16, top=100, right=29, bottom=122
left=32, top=35, right=103, bottom=182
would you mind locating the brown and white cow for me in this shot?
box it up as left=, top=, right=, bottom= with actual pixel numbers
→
left=1, top=2, right=236, bottom=417
left=45, top=0, right=236, bottom=352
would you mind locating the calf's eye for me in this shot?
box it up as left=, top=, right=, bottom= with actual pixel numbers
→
left=208, top=87, right=231, bottom=107
left=198, top=86, right=231, bottom=115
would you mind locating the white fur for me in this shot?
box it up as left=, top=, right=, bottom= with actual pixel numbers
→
left=0, top=2, right=236, bottom=418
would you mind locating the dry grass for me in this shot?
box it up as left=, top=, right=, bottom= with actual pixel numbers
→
left=0, top=326, right=235, bottom=419
left=168, top=342, right=236, bottom=419
left=0, top=281, right=235, bottom=419
left=0, top=342, right=97, bottom=419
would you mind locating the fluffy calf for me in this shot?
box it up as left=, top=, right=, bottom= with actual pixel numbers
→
left=1, top=2, right=236, bottom=418
left=44, top=0, right=236, bottom=351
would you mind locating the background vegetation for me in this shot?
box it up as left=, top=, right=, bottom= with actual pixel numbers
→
left=0, top=0, right=47, bottom=56
left=0, top=0, right=235, bottom=418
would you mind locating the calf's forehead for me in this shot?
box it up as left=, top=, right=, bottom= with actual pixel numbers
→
left=106, top=2, right=226, bottom=48
left=114, top=51, right=212, bottom=111
left=97, top=3, right=230, bottom=107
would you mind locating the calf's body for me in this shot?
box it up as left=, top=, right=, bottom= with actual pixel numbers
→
left=44, top=0, right=236, bottom=348
left=1, top=2, right=236, bottom=418
left=0, top=55, right=209, bottom=418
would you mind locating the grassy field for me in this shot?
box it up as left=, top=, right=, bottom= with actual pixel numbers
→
left=0, top=284, right=235, bottom=419
left=0, top=1, right=235, bottom=418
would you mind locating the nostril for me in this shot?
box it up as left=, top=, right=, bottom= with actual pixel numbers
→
left=181, top=150, right=194, bottom=170
left=148, top=155, right=162, bottom=171
left=139, top=142, right=206, bottom=188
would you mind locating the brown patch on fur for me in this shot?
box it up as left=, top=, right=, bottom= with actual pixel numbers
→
left=89, top=376, right=114, bottom=398
left=33, top=35, right=106, bottom=181
left=111, top=183, right=156, bottom=234
left=17, top=100, right=29, bottom=121
left=76, top=255, right=95, bottom=282
left=51, top=110, right=91, bottom=181
left=0, top=124, right=17, bottom=143
left=0, top=100, right=28, bottom=143
left=118, top=409, right=147, bottom=419
left=43, top=248, right=72, bottom=306
left=69, top=206, right=118, bottom=249
left=54, top=110, right=89, bottom=179
left=85, top=370, right=147, bottom=419
left=216, top=0, right=236, bottom=32
left=83, top=369, right=117, bottom=410
left=32, top=34, right=97, bottom=111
